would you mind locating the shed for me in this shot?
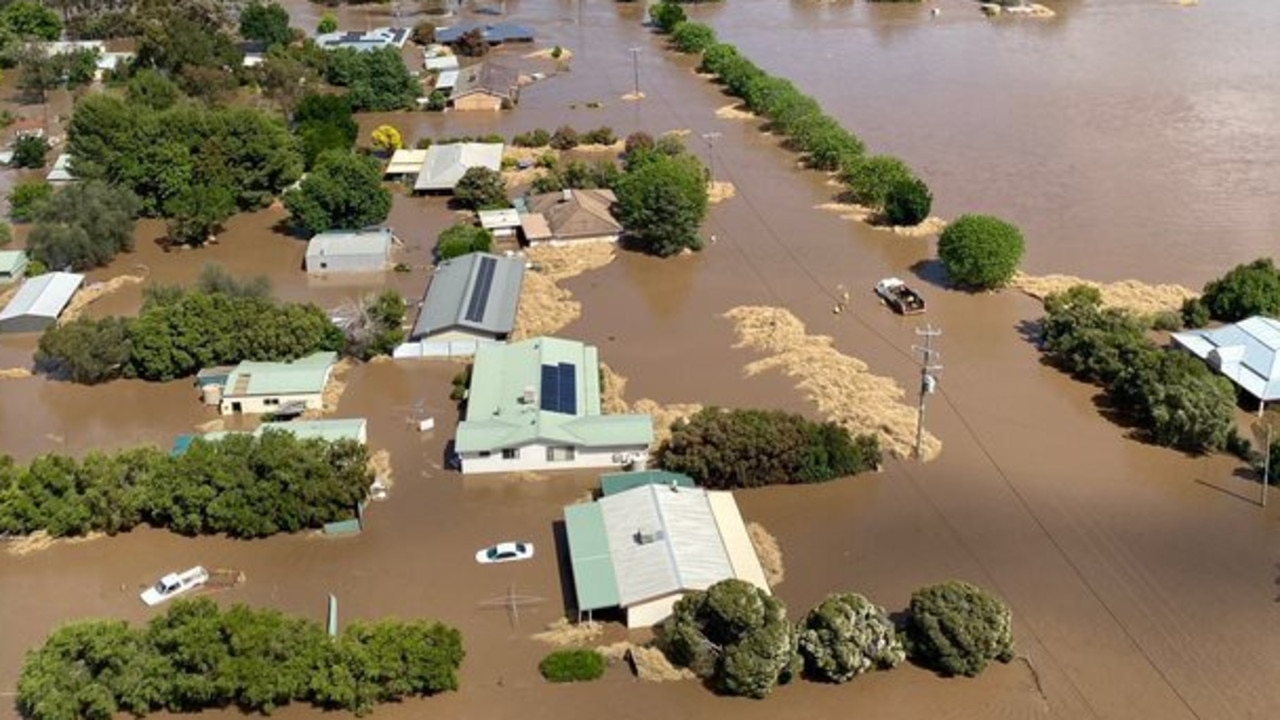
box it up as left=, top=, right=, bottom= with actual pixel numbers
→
left=0, top=271, right=84, bottom=334
left=436, top=22, right=535, bottom=45
left=435, top=69, right=460, bottom=93
left=0, top=250, right=28, bottom=284
left=415, top=143, right=504, bottom=192
left=424, top=54, right=459, bottom=72
left=384, top=149, right=430, bottom=178
left=478, top=208, right=521, bottom=237
left=219, top=351, right=338, bottom=415
left=305, top=228, right=393, bottom=273
left=411, top=251, right=525, bottom=343
left=600, top=470, right=696, bottom=497
left=46, top=154, right=75, bottom=184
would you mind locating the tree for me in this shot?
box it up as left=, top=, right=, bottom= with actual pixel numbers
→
left=317, top=11, right=337, bottom=35
left=15, top=44, right=61, bottom=103
left=905, top=581, right=1014, bottom=677
left=671, top=21, right=716, bottom=54
left=283, top=151, right=391, bottom=236
left=455, top=27, right=488, bottom=57
left=133, top=0, right=243, bottom=88
left=1199, top=258, right=1280, bottom=322
left=8, top=180, right=53, bottom=222
left=1181, top=296, right=1210, bottom=328
left=1, top=1, right=63, bottom=41
left=613, top=152, right=709, bottom=257
left=797, top=593, right=905, bottom=683
left=239, top=1, right=291, bottom=48
left=371, top=125, right=403, bottom=154
left=435, top=223, right=492, bottom=261
left=937, top=214, right=1025, bottom=290
left=35, top=316, right=133, bottom=384
left=325, top=46, right=418, bottom=111
left=841, top=155, right=913, bottom=210
left=660, top=579, right=796, bottom=698
left=294, top=92, right=359, bottom=169
left=624, top=131, right=654, bottom=156
left=164, top=182, right=236, bottom=246
left=650, top=1, right=687, bottom=33
left=196, top=264, right=272, bottom=300
left=1041, top=285, right=1147, bottom=385
left=0, top=222, right=10, bottom=247
left=549, top=125, right=579, bottom=150
left=27, top=180, right=140, bottom=270
left=126, top=68, right=180, bottom=110
left=883, top=176, right=933, bottom=226
left=412, top=21, right=435, bottom=45
left=345, top=290, right=406, bottom=360
left=1127, top=351, right=1236, bottom=453
left=11, top=133, right=49, bottom=168
left=453, top=167, right=508, bottom=211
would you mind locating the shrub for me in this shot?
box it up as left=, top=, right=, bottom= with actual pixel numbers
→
left=650, top=1, right=687, bottom=34
left=883, top=177, right=933, bottom=226
left=581, top=126, right=617, bottom=146
left=0, top=222, right=9, bottom=246
left=625, top=131, right=655, bottom=156
left=539, top=649, right=606, bottom=683
left=1199, top=258, right=1280, bottom=322
left=412, top=21, right=436, bottom=45
left=436, top=223, right=493, bottom=261
left=841, top=155, right=913, bottom=209
left=798, top=593, right=905, bottom=683
left=671, top=21, right=717, bottom=54
left=937, top=214, right=1025, bottom=290
left=550, top=45, right=563, bottom=59
left=11, top=134, right=50, bottom=169
left=455, top=27, right=488, bottom=57
left=8, top=180, right=53, bottom=222
left=317, top=11, right=337, bottom=34
left=549, top=125, right=580, bottom=150
left=371, top=125, right=403, bottom=154
left=1181, top=296, right=1210, bottom=329
left=1149, top=310, right=1182, bottom=332
left=453, top=167, right=508, bottom=210
left=25, top=259, right=46, bottom=276
left=658, top=407, right=881, bottom=488
left=905, top=581, right=1014, bottom=678
left=513, top=128, right=551, bottom=147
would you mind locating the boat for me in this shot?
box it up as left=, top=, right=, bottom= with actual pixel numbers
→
left=874, top=277, right=927, bottom=315
left=140, top=566, right=210, bottom=606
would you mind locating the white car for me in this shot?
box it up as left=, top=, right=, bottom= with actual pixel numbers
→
left=140, top=566, right=210, bottom=606
left=475, top=542, right=535, bottom=565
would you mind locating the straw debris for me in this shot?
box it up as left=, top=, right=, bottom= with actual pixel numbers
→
left=1009, top=272, right=1198, bottom=316
left=707, top=181, right=736, bottom=204
left=367, top=448, right=393, bottom=487
left=815, top=202, right=947, bottom=237
left=303, top=358, right=354, bottom=418
left=747, top=521, right=785, bottom=587
left=715, top=103, right=756, bottom=121
left=59, top=273, right=146, bottom=324
left=5, top=530, right=103, bottom=556
left=532, top=618, right=603, bottom=646
left=598, top=364, right=701, bottom=448
left=0, top=367, right=32, bottom=380
left=725, top=306, right=941, bottom=460
left=194, top=418, right=226, bottom=433
left=511, top=243, right=616, bottom=339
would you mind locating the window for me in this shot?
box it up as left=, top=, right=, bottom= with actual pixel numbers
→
left=502, top=448, right=520, bottom=460
left=478, top=451, right=492, bottom=458
left=264, top=398, right=280, bottom=406
left=546, top=446, right=575, bottom=462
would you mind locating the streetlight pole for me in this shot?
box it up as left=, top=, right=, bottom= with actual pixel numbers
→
left=913, top=325, right=942, bottom=460
left=628, top=47, right=641, bottom=97
left=701, top=131, right=721, bottom=183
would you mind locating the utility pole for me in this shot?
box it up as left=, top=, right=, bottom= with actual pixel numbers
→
left=1263, top=423, right=1273, bottom=508
left=912, top=325, right=942, bottom=460
left=701, top=131, right=721, bottom=183
left=628, top=47, right=641, bottom=97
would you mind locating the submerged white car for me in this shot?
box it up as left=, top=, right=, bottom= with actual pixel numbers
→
left=475, top=542, right=534, bottom=565
left=140, top=566, right=210, bottom=606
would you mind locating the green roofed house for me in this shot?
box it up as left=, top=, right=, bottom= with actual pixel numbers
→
left=455, top=337, right=653, bottom=474
left=172, top=418, right=369, bottom=456
left=564, top=481, right=770, bottom=627
left=215, top=352, right=338, bottom=416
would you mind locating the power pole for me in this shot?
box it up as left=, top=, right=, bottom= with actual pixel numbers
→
left=628, top=47, right=641, bottom=97
left=912, top=325, right=942, bottom=460
left=701, top=131, right=721, bottom=183
left=1263, top=423, right=1272, bottom=508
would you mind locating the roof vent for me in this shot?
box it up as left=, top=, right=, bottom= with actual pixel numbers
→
left=521, top=385, right=536, bottom=404
left=560, top=188, right=573, bottom=203
left=635, top=528, right=666, bottom=545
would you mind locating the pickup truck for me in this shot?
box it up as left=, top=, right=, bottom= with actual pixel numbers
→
left=874, top=278, right=927, bottom=315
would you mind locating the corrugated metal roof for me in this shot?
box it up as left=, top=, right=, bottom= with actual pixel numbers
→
left=0, top=271, right=83, bottom=322
left=436, top=22, right=534, bottom=43
left=306, top=228, right=393, bottom=259
left=415, top=143, right=503, bottom=191
left=385, top=149, right=429, bottom=176
left=564, top=503, right=621, bottom=612
left=222, top=352, right=337, bottom=398
left=0, top=250, right=27, bottom=276
left=601, top=470, right=695, bottom=497
left=412, top=252, right=525, bottom=340
left=478, top=209, right=521, bottom=229
left=1173, top=316, right=1280, bottom=401
left=46, top=153, right=74, bottom=183
left=424, top=54, right=459, bottom=71
left=435, top=69, right=459, bottom=91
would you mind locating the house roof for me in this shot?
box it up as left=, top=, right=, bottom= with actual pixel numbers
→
left=176, top=418, right=369, bottom=455
left=0, top=271, right=83, bottom=322
left=435, top=69, right=460, bottom=91
left=0, top=250, right=27, bottom=276
left=424, top=54, right=459, bottom=71
left=436, top=22, right=535, bottom=44
left=385, top=149, right=429, bottom=176
left=415, top=143, right=504, bottom=191
left=316, top=26, right=410, bottom=51
left=1173, top=316, right=1280, bottom=401
left=306, top=228, right=393, bottom=259
left=600, top=470, right=696, bottom=497
left=222, top=352, right=338, bottom=398
left=455, top=337, right=653, bottom=453
left=525, top=189, right=622, bottom=240
left=452, top=62, right=519, bottom=100
left=412, top=252, right=525, bottom=340
left=46, top=153, right=74, bottom=183
left=564, top=484, right=768, bottom=612
left=478, top=208, right=521, bottom=229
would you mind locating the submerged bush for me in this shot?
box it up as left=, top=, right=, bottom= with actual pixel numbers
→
left=539, top=649, right=606, bottom=683
left=937, top=214, right=1025, bottom=290
left=905, top=581, right=1014, bottom=677
left=798, top=593, right=905, bottom=683
left=1199, top=257, right=1280, bottom=322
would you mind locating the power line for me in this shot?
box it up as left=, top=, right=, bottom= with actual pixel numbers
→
left=912, top=325, right=942, bottom=459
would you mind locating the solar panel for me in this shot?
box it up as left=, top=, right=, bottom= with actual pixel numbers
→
left=559, top=363, right=576, bottom=414
left=540, top=364, right=559, bottom=412
left=465, top=257, right=497, bottom=323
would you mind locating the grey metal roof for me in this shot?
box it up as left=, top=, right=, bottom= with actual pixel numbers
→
left=415, top=143, right=504, bottom=192
left=316, top=27, right=409, bottom=51
left=436, top=22, right=534, bottom=44
left=0, top=271, right=83, bottom=322
left=305, top=228, right=393, bottom=259
left=1173, top=316, right=1280, bottom=401
left=412, top=252, right=525, bottom=340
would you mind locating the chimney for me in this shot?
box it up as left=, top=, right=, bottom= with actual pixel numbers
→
left=560, top=188, right=573, bottom=203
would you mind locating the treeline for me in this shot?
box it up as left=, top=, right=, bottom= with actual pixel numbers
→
left=658, top=407, right=882, bottom=487
left=17, top=598, right=464, bottom=720
left=0, top=430, right=370, bottom=539
left=1041, top=285, right=1240, bottom=454
left=658, top=578, right=1013, bottom=699
left=655, top=8, right=933, bottom=225
left=1182, top=257, right=1280, bottom=328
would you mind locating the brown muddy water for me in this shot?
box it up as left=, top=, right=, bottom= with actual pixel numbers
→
left=4, top=1, right=1280, bottom=719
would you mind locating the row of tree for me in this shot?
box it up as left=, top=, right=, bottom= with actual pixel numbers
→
left=17, top=598, right=464, bottom=720
left=1182, top=257, right=1280, bottom=328
left=0, top=429, right=370, bottom=539
left=659, top=578, right=1014, bottom=699
left=657, top=407, right=882, bottom=487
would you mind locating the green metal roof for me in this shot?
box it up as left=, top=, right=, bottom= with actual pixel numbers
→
left=563, top=503, right=620, bottom=612
left=455, top=337, right=653, bottom=453
left=600, top=470, right=695, bottom=497
left=0, top=250, right=27, bottom=277
left=178, top=418, right=367, bottom=453
left=223, top=352, right=337, bottom=397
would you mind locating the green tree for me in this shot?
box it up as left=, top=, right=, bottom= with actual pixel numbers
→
left=239, top=0, right=292, bottom=48
left=346, top=289, right=406, bottom=359
left=133, top=0, right=242, bottom=83
left=195, top=264, right=272, bottom=300
left=1199, top=258, right=1280, bottom=322
left=883, top=176, right=933, bottom=226
left=1181, top=296, right=1211, bottom=329
left=294, top=92, right=359, bottom=169
left=325, top=46, right=418, bottom=111
left=11, top=133, right=49, bottom=168
left=164, top=182, right=236, bottom=246
left=317, top=11, right=338, bottom=34
left=613, top=152, right=708, bottom=257
left=660, top=579, right=796, bottom=698
left=650, top=1, right=687, bottom=33
left=841, top=155, right=914, bottom=209
left=8, top=180, right=53, bottom=222
left=1, top=1, right=63, bottom=40
left=671, top=21, right=717, bottom=54
left=1126, top=351, right=1236, bottom=453
left=1041, top=285, right=1148, bottom=385
left=283, top=151, right=391, bottom=236
left=549, top=125, right=579, bottom=150
left=15, top=44, right=60, bottom=103
left=27, top=180, right=140, bottom=270
left=453, top=166, right=508, bottom=210
left=435, top=222, right=492, bottom=261
left=126, top=68, right=181, bottom=110
left=539, top=649, right=606, bottom=683
left=937, top=214, right=1025, bottom=290
left=797, top=593, right=905, bottom=683
left=35, top=316, right=133, bottom=384
left=905, top=581, right=1014, bottom=677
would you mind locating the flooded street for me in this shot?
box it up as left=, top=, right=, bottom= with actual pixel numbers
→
left=4, top=1, right=1280, bottom=719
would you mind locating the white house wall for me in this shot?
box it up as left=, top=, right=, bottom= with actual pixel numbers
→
left=305, top=253, right=387, bottom=274
left=220, top=392, right=324, bottom=416
left=460, top=442, right=648, bottom=475
left=626, top=593, right=683, bottom=628
left=531, top=234, right=620, bottom=247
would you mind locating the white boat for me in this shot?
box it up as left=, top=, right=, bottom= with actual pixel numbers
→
left=140, top=566, right=210, bottom=606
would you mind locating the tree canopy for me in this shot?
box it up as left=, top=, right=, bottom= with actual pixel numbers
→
left=294, top=92, right=359, bottom=169
left=937, top=214, right=1025, bottom=289
left=239, top=0, right=292, bottom=48
left=284, top=151, right=391, bottom=236
left=1198, top=258, right=1280, bottom=322
left=27, top=181, right=140, bottom=271
left=613, top=151, right=708, bottom=257
left=453, top=166, right=508, bottom=211
left=325, top=46, right=419, bottom=112
left=435, top=222, right=493, bottom=261
left=1, top=1, right=62, bottom=41
left=905, top=581, right=1015, bottom=677
left=841, top=155, right=914, bottom=210
left=797, top=593, right=905, bottom=683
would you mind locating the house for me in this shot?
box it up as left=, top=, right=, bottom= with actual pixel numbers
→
left=39, top=41, right=129, bottom=80
left=454, top=337, right=653, bottom=474
left=384, top=149, right=429, bottom=179
left=478, top=208, right=521, bottom=238
left=316, top=27, right=410, bottom=52
left=521, top=189, right=623, bottom=245
left=46, top=154, right=75, bottom=184
left=424, top=53, right=459, bottom=72
left=414, top=142, right=504, bottom=193
left=410, top=252, right=525, bottom=343
left=1173, top=316, right=1280, bottom=412
left=0, top=271, right=83, bottom=334
left=0, top=250, right=27, bottom=284
left=436, top=22, right=535, bottom=45
left=215, top=351, right=338, bottom=415
left=434, top=69, right=460, bottom=94
left=305, top=228, right=393, bottom=274
left=563, top=480, right=770, bottom=626
left=449, top=63, right=520, bottom=111
left=172, top=418, right=369, bottom=455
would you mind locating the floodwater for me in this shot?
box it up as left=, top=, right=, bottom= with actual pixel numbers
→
left=4, top=1, right=1280, bottom=719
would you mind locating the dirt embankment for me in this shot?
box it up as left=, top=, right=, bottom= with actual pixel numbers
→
left=599, top=362, right=701, bottom=450
left=511, top=243, right=616, bottom=340
left=1009, top=272, right=1198, bottom=316
left=724, top=306, right=941, bottom=461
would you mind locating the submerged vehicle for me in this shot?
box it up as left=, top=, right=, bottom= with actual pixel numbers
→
left=140, top=566, right=209, bottom=606
left=874, top=277, right=927, bottom=315
left=475, top=542, right=535, bottom=564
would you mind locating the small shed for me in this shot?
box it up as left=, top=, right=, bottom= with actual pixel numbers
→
left=424, top=54, right=459, bottom=72
left=478, top=208, right=521, bottom=237
left=305, top=228, right=393, bottom=274
left=0, top=250, right=28, bottom=284
left=46, top=154, right=75, bottom=184
left=435, top=69, right=460, bottom=93
left=384, top=149, right=430, bottom=178
left=0, top=271, right=84, bottom=334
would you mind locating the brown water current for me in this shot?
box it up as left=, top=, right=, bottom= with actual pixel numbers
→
left=4, top=1, right=1280, bottom=719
